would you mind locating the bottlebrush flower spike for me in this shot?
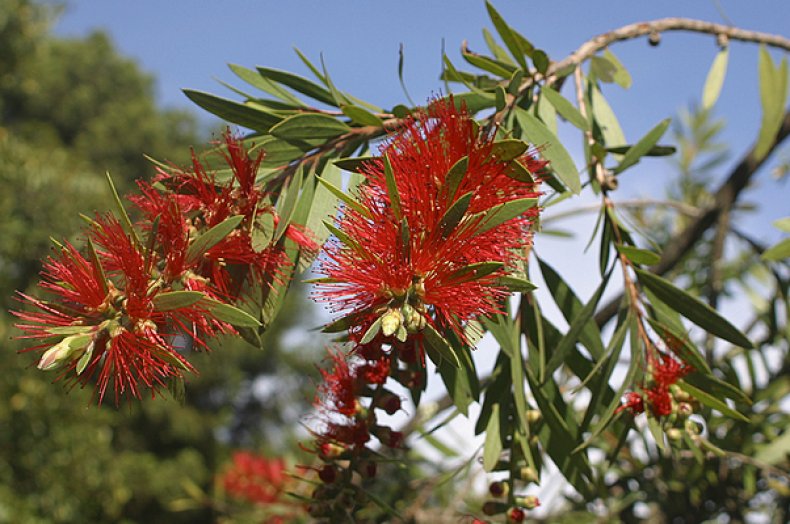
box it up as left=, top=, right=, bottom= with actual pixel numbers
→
left=12, top=215, right=227, bottom=404
left=147, top=130, right=316, bottom=298
left=318, top=97, right=544, bottom=343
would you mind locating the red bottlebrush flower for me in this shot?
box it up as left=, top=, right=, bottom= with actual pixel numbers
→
left=317, top=98, right=542, bottom=342
left=150, top=130, right=316, bottom=298
left=317, top=349, right=359, bottom=417
left=12, top=215, right=234, bottom=404
left=616, top=391, right=645, bottom=415
left=220, top=451, right=299, bottom=523
left=650, top=350, right=691, bottom=388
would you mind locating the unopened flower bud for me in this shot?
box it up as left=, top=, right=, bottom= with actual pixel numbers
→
left=489, top=481, right=509, bottom=498
left=677, top=402, right=693, bottom=418
left=648, top=31, right=661, bottom=46
left=376, top=391, right=402, bottom=415
left=318, top=465, right=337, bottom=484
left=526, top=410, right=542, bottom=424
left=482, top=501, right=507, bottom=516
left=37, top=335, right=92, bottom=371
left=666, top=428, right=682, bottom=441
left=517, top=467, right=539, bottom=483
left=319, top=442, right=346, bottom=460
left=515, top=495, right=540, bottom=509
left=381, top=308, right=403, bottom=337
left=507, top=507, right=526, bottom=522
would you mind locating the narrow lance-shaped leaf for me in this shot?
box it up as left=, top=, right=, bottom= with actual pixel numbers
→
left=754, top=46, right=789, bottom=161
left=444, top=156, right=469, bottom=202
left=485, top=1, right=528, bottom=70
left=468, top=197, right=538, bottom=236
left=515, top=108, right=581, bottom=194
left=422, top=322, right=461, bottom=368
left=615, top=244, right=661, bottom=265
left=541, top=86, right=590, bottom=131
left=635, top=268, right=753, bottom=348
left=341, top=104, right=383, bottom=127
left=482, top=403, right=503, bottom=471
left=316, top=174, right=372, bottom=219
left=183, top=90, right=281, bottom=131
left=439, top=192, right=473, bottom=239
left=274, top=166, right=304, bottom=242
left=678, top=381, right=750, bottom=422
left=614, top=118, right=671, bottom=174
left=382, top=154, right=402, bottom=221
left=702, top=47, right=729, bottom=110
left=256, top=66, right=337, bottom=106
left=153, top=291, right=205, bottom=311
left=185, top=215, right=244, bottom=265
left=270, top=113, right=351, bottom=140
left=201, top=297, right=263, bottom=328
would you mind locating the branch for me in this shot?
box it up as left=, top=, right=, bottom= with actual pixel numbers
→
left=510, top=18, right=790, bottom=107
left=594, top=110, right=790, bottom=328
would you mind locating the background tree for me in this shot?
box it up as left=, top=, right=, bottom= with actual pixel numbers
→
left=0, top=1, right=322, bottom=522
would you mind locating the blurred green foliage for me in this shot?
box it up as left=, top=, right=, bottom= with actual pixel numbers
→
left=0, top=1, right=322, bottom=522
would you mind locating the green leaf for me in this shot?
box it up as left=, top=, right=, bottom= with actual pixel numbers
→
left=444, top=156, right=469, bottom=202
left=491, top=139, right=528, bottom=162
left=544, top=276, right=608, bottom=377
left=256, top=67, right=337, bottom=106
left=153, top=291, right=205, bottom=311
left=482, top=403, right=503, bottom=471
left=532, top=49, right=549, bottom=75
left=495, top=85, right=506, bottom=111
left=615, top=244, right=661, bottom=265
left=422, top=323, right=461, bottom=368
left=447, top=261, right=504, bottom=284
left=644, top=318, right=711, bottom=375
left=614, top=118, right=671, bottom=174
left=603, top=49, right=632, bottom=89
left=270, top=113, right=351, bottom=140
left=323, top=220, right=365, bottom=255
left=761, top=237, right=790, bottom=261
left=538, top=257, right=605, bottom=360
left=754, top=430, right=790, bottom=465
left=635, top=269, right=753, bottom=348
left=461, top=48, right=517, bottom=78
left=382, top=154, right=402, bottom=221
left=252, top=212, right=276, bottom=252
left=185, top=215, right=244, bottom=265
left=439, top=192, right=473, bottom=239
left=436, top=345, right=477, bottom=416
left=104, top=172, right=142, bottom=251
left=340, top=105, right=383, bottom=127
left=316, top=173, right=371, bottom=219
left=183, top=89, right=281, bottom=131
left=273, top=165, right=304, bottom=242
left=606, top=144, right=676, bottom=157
left=201, top=298, right=262, bottom=328
left=678, top=381, right=750, bottom=422
left=485, top=1, right=528, bottom=70
left=469, top=197, right=539, bottom=235
left=755, top=46, right=789, bottom=161
left=541, top=86, right=590, bottom=131
left=483, top=27, right=515, bottom=65
left=773, top=217, right=790, bottom=232
left=227, top=63, right=304, bottom=105
left=515, top=108, right=580, bottom=194
left=505, top=160, right=536, bottom=183
left=590, top=55, right=617, bottom=83
left=590, top=83, right=627, bottom=154
left=702, top=48, right=729, bottom=110
left=256, top=136, right=317, bottom=167
left=360, top=317, right=382, bottom=344
left=333, top=155, right=377, bottom=173
left=496, top=276, right=537, bottom=292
